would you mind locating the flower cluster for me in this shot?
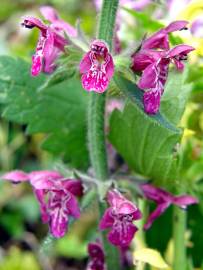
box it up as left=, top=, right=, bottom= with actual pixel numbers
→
left=131, top=21, right=194, bottom=114
left=22, top=6, right=195, bottom=114
left=22, top=6, right=76, bottom=76
left=2, top=168, right=199, bottom=270
left=3, top=170, right=83, bottom=238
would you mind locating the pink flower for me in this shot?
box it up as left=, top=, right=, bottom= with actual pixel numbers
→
left=99, top=190, right=141, bottom=247
left=40, top=6, right=76, bottom=37
left=79, top=40, right=114, bottom=93
left=3, top=170, right=30, bottom=184
left=142, top=21, right=188, bottom=50
left=87, top=242, right=106, bottom=270
left=22, top=7, right=75, bottom=76
left=131, top=21, right=194, bottom=114
left=140, top=183, right=198, bottom=230
left=2, top=170, right=83, bottom=238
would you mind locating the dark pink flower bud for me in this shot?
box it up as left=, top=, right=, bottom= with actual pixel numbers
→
left=87, top=242, right=106, bottom=270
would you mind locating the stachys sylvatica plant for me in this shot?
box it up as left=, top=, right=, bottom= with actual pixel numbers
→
left=0, top=1, right=199, bottom=270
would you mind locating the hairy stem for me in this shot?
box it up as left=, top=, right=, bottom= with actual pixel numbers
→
left=173, top=206, right=187, bottom=270
left=87, top=0, right=120, bottom=269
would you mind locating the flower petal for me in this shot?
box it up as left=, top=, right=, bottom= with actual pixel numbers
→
left=66, top=193, right=80, bottom=218
left=34, top=189, right=49, bottom=223
left=138, top=63, right=157, bottom=89
left=79, top=52, right=92, bottom=74
left=48, top=191, right=69, bottom=238
left=108, top=222, right=138, bottom=247
left=132, top=208, right=142, bottom=220
left=142, top=31, right=169, bottom=50
left=165, top=20, right=188, bottom=33
left=168, top=44, right=194, bottom=58
left=29, top=170, right=63, bottom=189
left=51, top=20, right=77, bottom=37
left=43, top=28, right=59, bottom=73
left=62, top=180, right=83, bottom=197
left=88, top=242, right=105, bottom=261
left=40, top=6, right=59, bottom=22
left=107, top=189, right=125, bottom=207
left=131, top=51, right=156, bottom=72
left=118, top=201, right=139, bottom=216
left=173, top=195, right=198, bottom=208
left=2, top=170, right=29, bottom=184
left=140, top=184, right=171, bottom=203
left=40, top=6, right=76, bottom=37
left=87, top=242, right=105, bottom=270
left=49, top=209, right=69, bottom=238
left=21, top=16, right=47, bottom=32
left=31, top=54, right=43, bottom=76
left=144, top=202, right=170, bottom=230
left=99, top=208, right=114, bottom=230
left=81, top=70, right=109, bottom=93
left=142, top=21, right=188, bottom=50
left=105, top=54, right=114, bottom=80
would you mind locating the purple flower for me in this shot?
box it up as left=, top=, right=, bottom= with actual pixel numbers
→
left=191, top=17, right=203, bottom=38
left=2, top=170, right=83, bottom=238
left=131, top=21, right=194, bottom=114
left=99, top=190, right=141, bottom=247
left=140, top=183, right=198, bottom=230
left=142, top=21, right=188, bottom=50
left=87, top=242, right=106, bottom=270
left=22, top=7, right=75, bottom=76
left=40, top=6, right=76, bottom=37
left=80, top=40, right=114, bottom=93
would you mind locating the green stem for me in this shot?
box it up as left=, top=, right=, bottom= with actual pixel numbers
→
left=173, top=206, right=187, bottom=270
left=87, top=0, right=120, bottom=269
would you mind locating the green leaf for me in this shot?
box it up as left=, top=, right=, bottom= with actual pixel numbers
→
left=133, top=248, right=169, bottom=269
left=109, top=75, right=183, bottom=184
left=0, top=56, right=89, bottom=169
left=113, top=75, right=180, bottom=132
left=160, top=68, right=192, bottom=125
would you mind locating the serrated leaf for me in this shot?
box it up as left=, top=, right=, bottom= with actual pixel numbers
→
left=133, top=248, right=169, bottom=269
left=113, top=74, right=180, bottom=132
left=109, top=75, right=182, bottom=184
left=0, top=56, right=89, bottom=169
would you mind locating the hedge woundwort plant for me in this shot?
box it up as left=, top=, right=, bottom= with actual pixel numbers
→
left=0, top=1, right=199, bottom=270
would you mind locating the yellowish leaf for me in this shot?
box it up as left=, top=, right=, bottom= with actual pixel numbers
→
left=133, top=248, right=169, bottom=269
